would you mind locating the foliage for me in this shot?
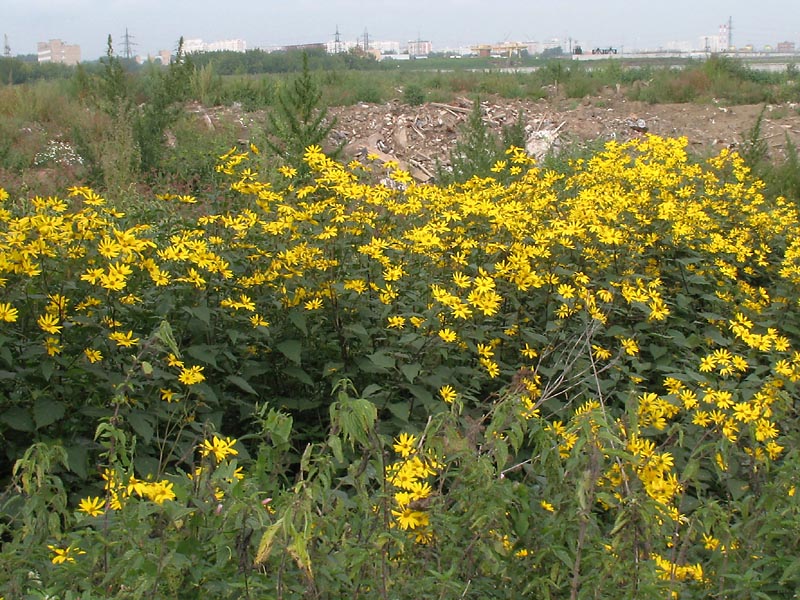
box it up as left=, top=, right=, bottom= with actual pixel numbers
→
left=261, top=52, right=340, bottom=180
left=438, top=99, right=526, bottom=184
left=402, top=83, right=425, bottom=106
left=5, top=131, right=800, bottom=597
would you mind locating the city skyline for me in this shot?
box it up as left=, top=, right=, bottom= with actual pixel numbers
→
left=5, top=0, right=800, bottom=60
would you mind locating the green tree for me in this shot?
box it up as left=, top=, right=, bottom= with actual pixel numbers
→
left=263, top=52, right=339, bottom=180
left=133, top=37, right=194, bottom=175
left=439, top=99, right=526, bottom=184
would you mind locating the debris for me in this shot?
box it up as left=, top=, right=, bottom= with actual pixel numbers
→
left=190, top=96, right=800, bottom=182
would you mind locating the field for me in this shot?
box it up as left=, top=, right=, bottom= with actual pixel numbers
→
left=2, top=51, right=800, bottom=599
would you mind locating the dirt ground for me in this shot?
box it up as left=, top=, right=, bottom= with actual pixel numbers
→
left=313, top=94, right=800, bottom=181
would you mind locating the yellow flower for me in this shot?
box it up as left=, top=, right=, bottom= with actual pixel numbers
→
left=387, top=315, right=406, bottom=329
left=278, top=165, right=297, bottom=178
left=304, top=298, right=323, bottom=310
left=166, top=353, right=184, bottom=368
left=391, top=507, right=429, bottom=530
left=84, top=348, right=103, bottom=363
left=620, top=338, right=639, bottom=356
left=0, top=302, right=18, bottom=322
left=438, top=328, right=458, bottom=343
left=78, top=496, right=105, bottom=517
left=200, top=435, right=239, bottom=462
left=160, top=388, right=178, bottom=403
left=178, top=365, right=205, bottom=386
left=109, top=330, right=140, bottom=348
left=439, top=385, right=458, bottom=404
left=592, top=345, right=612, bottom=360
left=47, top=544, right=86, bottom=564
left=250, top=314, right=270, bottom=328
left=37, top=313, right=62, bottom=334
left=393, top=433, right=418, bottom=457
left=540, top=500, right=555, bottom=512
left=44, top=337, right=63, bottom=356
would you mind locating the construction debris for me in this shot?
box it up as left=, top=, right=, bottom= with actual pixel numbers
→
left=194, top=96, right=800, bottom=183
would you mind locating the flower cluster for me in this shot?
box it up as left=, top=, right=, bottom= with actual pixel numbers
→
left=387, top=433, right=440, bottom=542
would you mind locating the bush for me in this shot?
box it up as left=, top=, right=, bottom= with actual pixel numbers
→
left=403, top=84, right=425, bottom=106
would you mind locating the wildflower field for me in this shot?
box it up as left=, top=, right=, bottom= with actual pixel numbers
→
left=3, top=134, right=800, bottom=599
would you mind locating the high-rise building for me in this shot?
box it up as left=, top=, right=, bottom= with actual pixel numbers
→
left=37, top=39, right=81, bottom=65
left=407, top=39, right=432, bottom=57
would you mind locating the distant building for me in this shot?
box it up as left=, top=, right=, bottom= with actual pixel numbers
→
left=183, top=38, right=206, bottom=54
left=326, top=39, right=359, bottom=54
left=777, top=41, right=796, bottom=53
left=157, top=49, right=173, bottom=65
left=407, top=39, right=432, bottom=57
left=372, top=40, right=401, bottom=55
left=207, top=39, right=247, bottom=52
left=182, top=38, right=246, bottom=54
left=37, top=39, right=81, bottom=65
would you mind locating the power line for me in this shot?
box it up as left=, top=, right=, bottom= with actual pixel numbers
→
left=121, top=27, right=137, bottom=59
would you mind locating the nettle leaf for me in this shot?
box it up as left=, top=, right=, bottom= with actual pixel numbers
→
left=186, top=304, right=211, bottom=325
left=1, top=407, right=34, bottom=432
left=400, top=363, right=421, bottom=383
left=33, top=398, right=65, bottom=429
left=386, top=402, right=410, bottom=423
left=277, top=339, right=303, bottom=365
left=289, top=310, right=308, bottom=336
left=368, top=351, right=395, bottom=371
left=186, top=344, right=219, bottom=368
left=127, top=411, right=155, bottom=444
left=283, top=366, right=313, bottom=386
left=227, top=374, right=258, bottom=395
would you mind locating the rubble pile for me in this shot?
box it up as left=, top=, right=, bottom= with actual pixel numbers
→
left=196, top=96, right=800, bottom=183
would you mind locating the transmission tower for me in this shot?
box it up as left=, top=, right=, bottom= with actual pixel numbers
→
left=3, top=34, right=10, bottom=57
left=121, top=27, right=137, bottom=60
left=333, top=25, right=343, bottom=54
left=362, top=27, right=370, bottom=52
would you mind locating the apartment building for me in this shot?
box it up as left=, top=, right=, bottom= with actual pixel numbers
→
left=37, top=39, right=81, bottom=65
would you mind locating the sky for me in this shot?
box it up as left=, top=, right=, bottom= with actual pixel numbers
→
left=5, top=0, right=800, bottom=61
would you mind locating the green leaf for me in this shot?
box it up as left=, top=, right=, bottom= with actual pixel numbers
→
left=186, top=344, right=219, bottom=368
left=289, top=310, right=308, bottom=335
left=156, top=320, right=181, bottom=356
left=283, top=365, right=313, bottom=386
left=67, top=444, right=89, bottom=479
left=227, top=374, right=257, bottom=395
left=368, top=350, right=395, bottom=370
left=386, top=402, right=410, bottom=423
left=328, top=435, right=344, bottom=463
left=128, top=412, right=154, bottom=444
left=41, top=360, right=55, bottom=382
left=255, top=519, right=284, bottom=566
left=187, top=304, right=210, bottom=325
left=0, top=406, right=34, bottom=432
left=33, top=398, right=65, bottom=429
left=400, top=363, right=421, bottom=383
left=277, top=339, right=303, bottom=365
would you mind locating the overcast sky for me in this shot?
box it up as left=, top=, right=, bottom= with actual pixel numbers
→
left=5, top=0, right=800, bottom=60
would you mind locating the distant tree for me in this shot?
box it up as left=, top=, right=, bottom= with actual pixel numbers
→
left=541, top=46, right=565, bottom=58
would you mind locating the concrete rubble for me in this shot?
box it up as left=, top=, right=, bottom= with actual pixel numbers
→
left=195, top=96, right=800, bottom=183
